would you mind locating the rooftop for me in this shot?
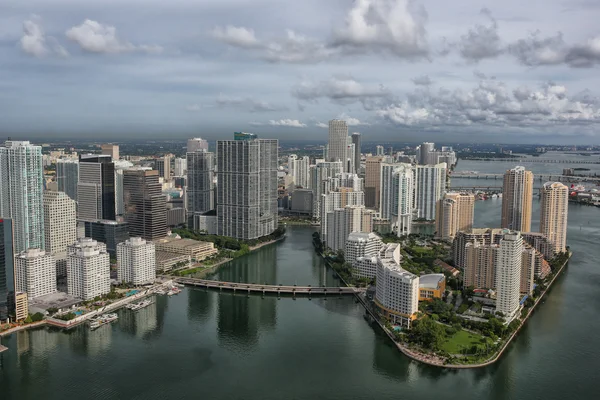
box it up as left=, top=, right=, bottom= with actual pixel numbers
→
left=419, top=274, right=445, bottom=289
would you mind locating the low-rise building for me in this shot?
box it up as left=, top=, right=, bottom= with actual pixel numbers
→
left=155, top=252, right=190, bottom=272
left=418, top=274, right=446, bottom=301
left=153, top=236, right=218, bottom=261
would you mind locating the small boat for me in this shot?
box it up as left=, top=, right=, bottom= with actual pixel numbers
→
left=127, top=299, right=154, bottom=311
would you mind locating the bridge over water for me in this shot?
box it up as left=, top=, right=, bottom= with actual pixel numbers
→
left=175, top=277, right=362, bottom=296
left=451, top=173, right=600, bottom=183
left=462, top=158, right=600, bottom=164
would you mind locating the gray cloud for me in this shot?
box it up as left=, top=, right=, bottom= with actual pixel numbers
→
left=215, top=94, right=286, bottom=112
left=411, top=74, right=432, bottom=85
left=66, top=19, right=163, bottom=54
left=458, top=8, right=502, bottom=62
left=20, top=16, right=68, bottom=58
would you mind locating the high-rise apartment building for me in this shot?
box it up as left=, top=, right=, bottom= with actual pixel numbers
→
left=56, top=159, right=79, bottom=201
left=414, top=163, right=447, bottom=220
left=309, top=161, right=343, bottom=219
left=67, top=238, right=110, bottom=300
left=187, top=150, right=215, bottom=228
left=123, top=169, right=167, bottom=240
left=0, top=141, right=45, bottom=253
left=174, top=158, right=187, bottom=177
left=416, top=142, right=456, bottom=166
left=155, top=156, right=172, bottom=179
left=187, top=138, right=209, bottom=153
left=435, top=192, right=475, bottom=241
left=501, top=166, right=533, bottom=232
left=380, top=163, right=413, bottom=236
left=364, top=156, right=384, bottom=209
left=540, top=182, right=569, bottom=254
left=464, top=240, right=497, bottom=289
left=376, top=145, right=384, bottom=156
left=15, top=248, right=56, bottom=301
left=288, top=155, right=310, bottom=188
left=374, top=243, right=419, bottom=327
left=351, top=132, right=361, bottom=174
left=43, top=191, right=77, bottom=255
left=495, top=231, right=523, bottom=320
left=345, top=232, right=382, bottom=265
left=216, top=134, right=278, bottom=240
left=78, top=155, right=116, bottom=222
left=320, top=188, right=365, bottom=244
left=117, top=237, right=156, bottom=285
left=101, top=144, right=119, bottom=160
left=325, top=205, right=372, bottom=252
left=327, top=120, right=349, bottom=170
left=0, top=218, right=15, bottom=321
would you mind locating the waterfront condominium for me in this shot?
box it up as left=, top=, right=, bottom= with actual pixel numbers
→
left=351, top=132, right=361, bottom=174
left=327, top=120, right=349, bottom=170
left=288, top=154, right=310, bottom=189
left=123, top=169, right=167, bottom=241
left=77, top=155, right=116, bottom=222
left=15, top=248, right=57, bottom=301
left=0, top=218, right=15, bottom=321
left=539, top=182, right=569, bottom=254
left=374, top=243, right=419, bottom=328
left=380, top=163, right=414, bottom=236
left=67, top=238, right=110, bottom=300
left=0, top=140, right=45, bottom=253
left=117, top=237, right=156, bottom=285
left=186, top=149, right=215, bottom=228
left=495, top=231, right=523, bottom=321
left=501, top=166, right=533, bottom=232
left=216, top=133, right=278, bottom=240
left=435, top=192, right=475, bottom=241
left=414, top=163, right=447, bottom=220
left=325, top=205, right=373, bottom=252
left=56, top=158, right=79, bottom=202
left=345, top=232, right=383, bottom=265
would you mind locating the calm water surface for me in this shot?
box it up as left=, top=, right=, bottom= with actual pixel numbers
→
left=1, top=161, right=599, bottom=399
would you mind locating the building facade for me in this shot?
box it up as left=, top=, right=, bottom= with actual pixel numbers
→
left=100, top=144, right=119, bottom=160
left=495, top=231, right=523, bottom=320
left=435, top=192, right=475, bottom=241
left=67, top=238, right=111, bottom=300
left=0, top=140, right=46, bottom=253
left=0, top=218, right=15, bottom=320
left=380, top=163, right=414, bottom=236
left=81, top=219, right=130, bottom=256
left=117, top=237, right=156, bottom=285
left=351, top=132, right=361, bottom=174
left=123, top=169, right=167, bottom=240
left=77, top=155, right=116, bottom=222
left=327, top=120, right=349, bottom=171
left=15, top=248, right=57, bottom=300
left=216, top=136, right=278, bottom=240
left=186, top=150, right=215, bottom=227
left=187, top=138, right=209, bottom=153
left=539, top=182, right=569, bottom=254
left=288, top=154, right=310, bottom=188
left=501, top=166, right=533, bottom=232
left=364, top=156, right=384, bottom=209
left=43, top=191, right=77, bottom=255
left=414, top=163, right=447, bottom=220
left=56, top=159, right=79, bottom=202
left=345, top=232, right=383, bottom=265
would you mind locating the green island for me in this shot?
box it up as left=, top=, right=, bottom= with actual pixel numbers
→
left=312, top=231, right=572, bottom=368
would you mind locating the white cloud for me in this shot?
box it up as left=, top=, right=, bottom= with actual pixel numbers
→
left=338, top=113, right=370, bottom=126
left=315, top=122, right=328, bottom=128
left=20, top=16, right=68, bottom=58
left=250, top=119, right=307, bottom=127
left=212, top=25, right=259, bottom=47
left=66, top=19, right=163, bottom=54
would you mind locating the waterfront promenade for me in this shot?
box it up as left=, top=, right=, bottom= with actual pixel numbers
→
left=175, top=277, right=360, bottom=296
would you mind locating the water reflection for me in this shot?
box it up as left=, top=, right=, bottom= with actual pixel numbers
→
left=119, top=298, right=159, bottom=339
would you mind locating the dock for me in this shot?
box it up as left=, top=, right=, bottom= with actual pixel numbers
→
left=175, top=277, right=361, bottom=296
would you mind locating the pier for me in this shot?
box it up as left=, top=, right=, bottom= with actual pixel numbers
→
left=175, top=277, right=361, bottom=296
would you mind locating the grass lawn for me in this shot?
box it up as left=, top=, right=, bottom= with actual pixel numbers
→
left=440, top=330, right=484, bottom=354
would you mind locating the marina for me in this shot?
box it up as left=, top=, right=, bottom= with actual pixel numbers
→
left=88, top=313, right=118, bottom=331
left=125, top=299, right=154, bottom=311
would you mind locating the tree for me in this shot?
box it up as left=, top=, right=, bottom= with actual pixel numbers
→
left=24, top=314, right=33, bottom=324
left=408, top=317, right=446, bottom=350
left=31, top=312, right=44, bottom=322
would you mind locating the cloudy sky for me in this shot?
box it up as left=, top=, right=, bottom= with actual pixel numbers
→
left=1, top=0, right=600, bottom=143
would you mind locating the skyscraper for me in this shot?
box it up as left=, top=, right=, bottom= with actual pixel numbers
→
left=117, top=237, right=156, bottom=285
left=0, top=140, right=45, bottom=252
left=0, top=218, right=15, bottom=321
left=78, top=155, right=116, bottom=222
left=101, top=144, right=119, bottom=160
left=351, top=132, right=361, bottom=174
left=495, top=231, right=523, bottom=320
left=123, top=169, right=167, bottom=240
left=288, top=155, right=310, bottom=188
left=43, top=191, right=77, bottom=255
left=540, top=182, right=569, bottom=254
left=187, top=138, right=209, bottom=153
left=309, top=161, right=343, bottom=219
left=327, top=120, right=348, bottom=170
left=380, top=163, right=413, bottom=236
left=67, top=238, right=110, bottom=300
left=216, top=134, right=278, bottom=240
left=186, top=150, right=215, bottom=228
left=501, top=166, right=533, bottom=232
left=414, top=163, right=447, bottom=220
left=416, top=142, right=435, bottom=165
left=174, top=158, right=187, bottom=177
left=56, top=159, right=79, bottom=202
left=364, top=156, right=384, bottom=209
left=435, top=192, right=475, bottom=240
left=155, top=156, right=171, bottom=179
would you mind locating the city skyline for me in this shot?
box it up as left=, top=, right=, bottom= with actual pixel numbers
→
left=1, top=0, right=600, bottom=144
